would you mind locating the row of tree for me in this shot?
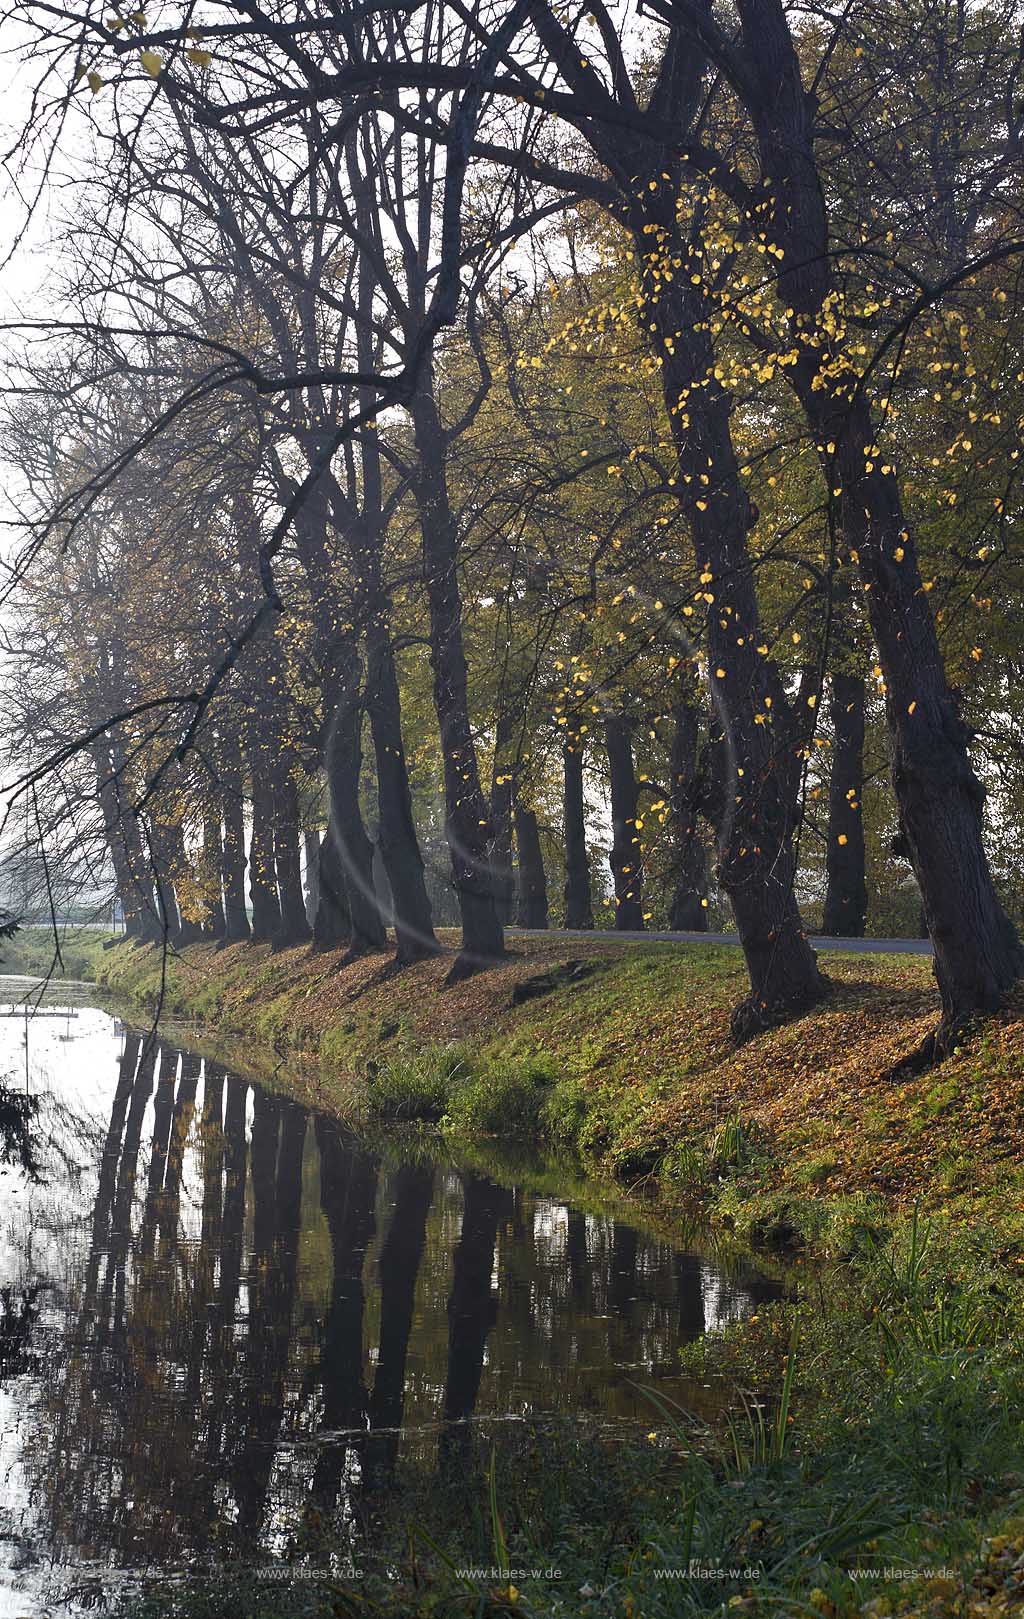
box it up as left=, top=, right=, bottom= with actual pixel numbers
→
left=4, top=0, right=1024, bottom=1050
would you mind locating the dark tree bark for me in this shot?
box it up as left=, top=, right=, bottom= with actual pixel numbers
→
left=604, top=715, right=645, bottom=932
left=160, top=820, right=204, bottom=946
left=313, top=831, right=351, bottom=951
left=248, top=763, right=281, bottom=944
left=411, top=375, right=504, bottom=979
left=514, top=801, right=549, bottom=929
left=822, top=673, right=869, bottom=937
left=272, top=777, right=311, bottom=947
left=668, top=701, right=709, bottom=932
left=220, top=729, right=250, bottom=944
left=365, top=613, right=439, bottom=961
left=652, top=292, right=823, bottom=1036
left=84, top=651, right=162, bottom=943
left=717, top=0, right=1022, bottom=1038
left=148, top=820, right=185, bottom=948
left=323, top=650, right=387, bottom=958
left=525, top=0, right=826, bottom=1041
left=91, top=736, right=159, bottom=942
left=201, top=813, right=227, bottom=941
left=562, top=733, right=594, bottom=929
left=344, top=290, right=438, bottom=962
left=489, top=706, right=517, bottom=926
left=281, top=462, right=388, bottom=960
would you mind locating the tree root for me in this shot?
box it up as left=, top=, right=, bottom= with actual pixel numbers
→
left=338, top=940, right=389, bottom=968
left=729, top=976, right=833, bottom=1046
left=884, top=1016, right=975, bottom=1083
left=444, top=948, right=508, bottom=986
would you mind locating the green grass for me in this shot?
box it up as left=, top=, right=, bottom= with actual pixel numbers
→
left=0, top=924, right=115, bottom=980
left=365, top=1043, right=469, bottom=1121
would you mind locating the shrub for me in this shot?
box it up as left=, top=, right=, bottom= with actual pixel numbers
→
left=441, top=1055, right=557, bottom=1140
left=363, top=1044, right=467, bottom=1121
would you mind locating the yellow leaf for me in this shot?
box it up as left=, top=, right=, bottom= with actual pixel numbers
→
left=186, top=47, right=212, bottom=68
left=87, top=70, right=103, bottom=93
left=140, top=48, right=162, bottom=76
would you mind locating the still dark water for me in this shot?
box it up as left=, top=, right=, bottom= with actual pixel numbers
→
left=0, top=979, right=784, bottom=1614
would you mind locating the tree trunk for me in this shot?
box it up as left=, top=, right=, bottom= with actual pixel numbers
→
left=411, top=377, right=504, bottom=979
left=221, top=730, right=250, bottom=944
left=514, top=802, right=549, bottom=929
left=144, top=827, right=180, bottom=948
left=668, top=701, right=709, bottom=932
left=489, top=706, right=517, bottom=926
left=323, top=653, right=387, bottom=958
left=822, top=673, right=868, bottom=937
left=728, top=0, right=1021, bottom=1033
left=365, top=614, right=439, bottom=962
left=272, top=778, right=311, bottom=948
left=562, top=734, right=593, bottom=930
left=151, top=818, right=199, bottom=946
left=651, top=281, right=825, bottom=1038
left=604, top=715, right=645, bottom=932
left=526, top=0, right=824, bottom=1038
left=201, top=813, right=227, bottom=941
left=248, top=770, right=281, bottom=945
left=829, top=398, right=1020, bottom=1025
left=313, top=831, right=351, bottom=951
left=91, top=736, right=159, bottom=942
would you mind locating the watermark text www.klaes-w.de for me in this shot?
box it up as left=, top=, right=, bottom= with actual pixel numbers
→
left=850, top=1566, right=957, bottom=1582
left=652, top=1564, right=763, bottom=1582
left=455, top=1566, right=562, bottom=1581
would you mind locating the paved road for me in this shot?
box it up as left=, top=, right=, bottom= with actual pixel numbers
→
left=505, top=927, right=934, bottom=956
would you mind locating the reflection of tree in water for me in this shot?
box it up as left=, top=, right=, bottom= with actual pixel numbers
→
left=228, top=1093, right=307, bottom=1546
left=0, top=1285, right=42, bottom=1378
left=364, top=1159, right=434, bottom=1492
left=306, top=1117, right=377, bottom=1527
left=14, top=1031, right=786, bottom=1580
left=440, top=1173, right=515, bottom=1469
left=137, top=1042, right=177, bottom=1261
left=82, top=1032, right=141, bottom=1312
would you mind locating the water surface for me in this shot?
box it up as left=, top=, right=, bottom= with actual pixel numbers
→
left=0, top=978, right=783, bottom=1614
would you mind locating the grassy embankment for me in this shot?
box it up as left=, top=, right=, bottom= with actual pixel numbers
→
left=11, top=927, right=1024, bottom=1619
left=49, top=926, right=1024, bottom=1256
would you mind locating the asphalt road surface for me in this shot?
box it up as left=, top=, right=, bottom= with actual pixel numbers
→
left=505, top=927, right=934, bottom=956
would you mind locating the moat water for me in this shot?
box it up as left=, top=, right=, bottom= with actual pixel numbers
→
left=0, top=977, right=785, bottom=1614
